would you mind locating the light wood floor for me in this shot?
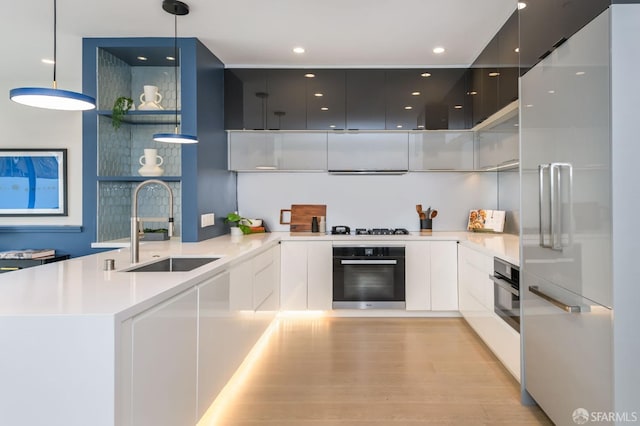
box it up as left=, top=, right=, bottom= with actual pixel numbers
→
left=200, top=317, right=552, bottom=426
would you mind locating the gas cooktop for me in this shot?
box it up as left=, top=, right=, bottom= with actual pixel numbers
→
left=355, top=228, right=410, bottom=235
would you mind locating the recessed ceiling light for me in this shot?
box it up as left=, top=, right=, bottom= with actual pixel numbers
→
left=329, top=125, right=336, bottom=128
left=404, top=106, right=413, bottom=110
left=548, top=90, right=555, bottom=94
left=137, top=56, right=148, bottom=61
left=41, top=58, right=55, bottom=64
left=517, top=2, right=527, bottom=10
left=514, top=47, right=520, bottom=53
left=411, top=91, right=421, bottom=96
left=314, top=93, right=323, bottom=97
left=396, top=125, right=403, bottom=128
left=304, top=73, right=315, bottom=78
left=467, top=91, right=478, bottom=95
left=433, top=47, right=445, bottom=54
left=488, top=72, right=500, bottom=77
left=526, top=104, right=534, bottom=108
left=421, top=72, right=431, bottom=78
left=576, top=71, right=586, bottom=76
left=166, top=56, right=176, bottom=61
left=321, top=107, right=329, bottom=111
left=454, top=105, right=463, bottom=109
left=514, top=123, right=519, bottom=127
left=293, top=47, right=305, bottom=54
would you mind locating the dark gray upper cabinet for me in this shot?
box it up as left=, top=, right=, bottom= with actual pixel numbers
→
left=345, top=70, right=386, bottom=129
left=306, top=70, right=346, bottom=130
left=265, top=70, right=306, bottom=130
left=519, top=0, right=610, bottom=74
left=224, top=69, right=267, bottom=129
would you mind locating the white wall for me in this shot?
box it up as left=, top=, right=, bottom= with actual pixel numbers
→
left=1, top=5, right=84, bottom=226
left=237, top=172, right=497, bottom=232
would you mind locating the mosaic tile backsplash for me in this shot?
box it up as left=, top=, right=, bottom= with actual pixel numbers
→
left=96, top=49, right=184, bottom=241
left=98, top=181, right=182, bottom=242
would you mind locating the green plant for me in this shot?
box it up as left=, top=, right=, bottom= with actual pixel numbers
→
left=224, top=212, right=252, bottom=234
left=111, top=96, right=134, bottom=130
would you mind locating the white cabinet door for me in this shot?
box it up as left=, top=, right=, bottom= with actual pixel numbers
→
left=307, top=241, right=333, bottom=310
left=229, top=259, right=253, bottom=310
left=475, top=104, right=519, bottom=170
left=252, top=247, right=278, bottom=311
left=228, top=132, right=327, bottom=171
left=197, top=272, right=233, bottom=419
left=430, top=241, right=459, bottom=310
left=131, top=287, right=198, bottom=426
left=280, top=242, right=309, bottom=310
left=405, top=241, right=431, bottom=310
left=408, top=131, right=474, bottom=170
left=327, top=132, right=409, bottom=171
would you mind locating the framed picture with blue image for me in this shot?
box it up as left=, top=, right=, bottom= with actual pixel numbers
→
left=0, top=149, right=67, bottom=216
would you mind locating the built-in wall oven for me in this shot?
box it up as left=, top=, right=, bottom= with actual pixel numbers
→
left=490, top=257, right=520, bottom=332
left=332, top=245, right=405, bottom=309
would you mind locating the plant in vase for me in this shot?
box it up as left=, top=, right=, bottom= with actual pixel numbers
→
left=224, top=212, right=253, bottom=235
left=111, top=96, right=134, bottom=130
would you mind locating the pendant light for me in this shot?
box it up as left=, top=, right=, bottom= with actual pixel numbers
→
left=153, top=0, right=197, bottom=144
left=9, top=0, right=95, bottom=111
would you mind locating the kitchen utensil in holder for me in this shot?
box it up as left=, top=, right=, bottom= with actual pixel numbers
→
left=420, top=218, right=433, bottom=234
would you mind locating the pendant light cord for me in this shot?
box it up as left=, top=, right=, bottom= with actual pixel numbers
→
left=53, top=0, right=57, bottom=88
left=174, top=12, right=178, bottom=133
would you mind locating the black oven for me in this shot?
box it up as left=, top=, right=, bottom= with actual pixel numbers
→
left=332, top=246, right=405, bottom=309
left=490, top=257, right=520, bottom=332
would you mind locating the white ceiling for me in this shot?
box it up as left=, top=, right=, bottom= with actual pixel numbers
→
left=6, top=0, right=517, bottom=68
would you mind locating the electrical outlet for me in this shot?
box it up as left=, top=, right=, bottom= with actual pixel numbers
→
left=200, top=213, right=215, bottom=228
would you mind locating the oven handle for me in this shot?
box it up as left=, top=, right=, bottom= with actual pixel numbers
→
left=340, top=259, right=398, bottom=265
left=489, top=275, right=519, bottom=297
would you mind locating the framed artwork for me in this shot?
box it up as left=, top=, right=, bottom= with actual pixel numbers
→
left=0, top=149, right=67, bottom=216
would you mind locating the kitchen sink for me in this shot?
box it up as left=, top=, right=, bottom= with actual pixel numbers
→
left=124, top=257, right=220, bottom=272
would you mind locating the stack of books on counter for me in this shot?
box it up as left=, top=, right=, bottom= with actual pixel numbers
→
left=0, top=249, right=55, bottom=259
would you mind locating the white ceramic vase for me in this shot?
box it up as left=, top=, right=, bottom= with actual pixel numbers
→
left=138, top=85, right=164, bottom=110
left=138, top=148, right=164, bottom=176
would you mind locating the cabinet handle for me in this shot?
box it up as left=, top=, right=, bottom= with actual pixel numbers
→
left=529, top=285, right=581, bottom=313
left=552, top=37, right=567, bottom=49
left=538, top=164, right=551, bottom=248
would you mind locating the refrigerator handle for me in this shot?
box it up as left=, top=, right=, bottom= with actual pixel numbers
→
left=550, top=162, right=574, bottom=251
left=538, top=164, right=552, bottom=248
left=529, top=285, right=581, bottom=313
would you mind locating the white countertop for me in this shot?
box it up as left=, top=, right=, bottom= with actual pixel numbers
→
left=0, top=231, right=518, bottom=318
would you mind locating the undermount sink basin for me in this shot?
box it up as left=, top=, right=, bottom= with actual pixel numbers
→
left=125, top=257, right=220, bottom=272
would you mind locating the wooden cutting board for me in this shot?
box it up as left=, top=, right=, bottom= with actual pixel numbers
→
left=280, top=204, right=327, bottom=232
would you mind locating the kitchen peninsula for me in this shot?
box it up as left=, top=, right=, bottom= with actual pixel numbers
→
left=0, top=231, right=517, bottom=426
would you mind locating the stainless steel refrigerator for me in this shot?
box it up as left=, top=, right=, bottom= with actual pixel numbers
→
left=520, top=9, right=613, bottom=426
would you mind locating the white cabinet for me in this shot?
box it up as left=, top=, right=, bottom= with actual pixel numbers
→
left=280, top=241, right=332, bottom=310
left=409, top=131, right=474, bottom=170
left=197, top=272, right=234, bottom=419
left=327, top=132, right=409, bottom=171
left=130, top=287, right=198, bottom=426
left=406, top=241, right=458, bottom=311
left=228, top=131, right=327, bottom=171
left=430, top=241, right=459, bottom=310
left=457, top=243, right=520, bottom=381
left=474, top=102, right=519, bottom=170
left=230, top=245, right=280, bottom=311
left=405, top=241, right=431, bottom=310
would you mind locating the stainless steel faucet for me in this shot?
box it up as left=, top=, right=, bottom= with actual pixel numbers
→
left=131, top=179, right=174, bottom=264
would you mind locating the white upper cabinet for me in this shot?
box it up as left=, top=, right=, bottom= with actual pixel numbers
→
left=327, top=132, right=409, bottom=172
left=474, top=102, right=519, bottom=170
left=228, top=131, right=327, bottom=171
left=409, top=131, right=474, bottom=170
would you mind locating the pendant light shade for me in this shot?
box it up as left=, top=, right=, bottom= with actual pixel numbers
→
left=9, top=0, right=95, bottom=111
left=153, top=0, right=197, bottom=144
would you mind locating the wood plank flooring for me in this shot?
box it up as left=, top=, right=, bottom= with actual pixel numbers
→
left=199, top=317, right=552, bottom=426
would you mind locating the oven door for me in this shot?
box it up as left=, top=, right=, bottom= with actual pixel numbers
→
left=332, top=247, right=405, bottom=309
left=491, top=274, right=520, bottom=332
